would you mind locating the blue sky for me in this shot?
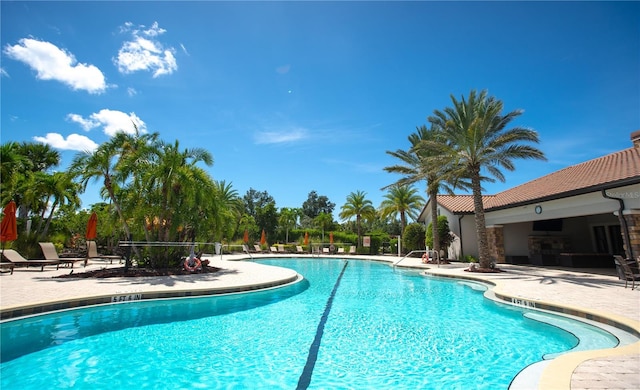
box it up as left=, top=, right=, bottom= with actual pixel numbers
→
left=2, top=1, right=639, bottom=217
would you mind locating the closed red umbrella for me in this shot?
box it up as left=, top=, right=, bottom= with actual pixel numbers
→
left=304, top=231, right=309, bottom=245
left=243, top=229, right=249, bottom=243
left=86, top=212, right=98, bottom=240
left=329, top=232, right=334, bottom=244
left=1, top=201, right=18, bottom=249
left=260, top=229, right=266, bottom=245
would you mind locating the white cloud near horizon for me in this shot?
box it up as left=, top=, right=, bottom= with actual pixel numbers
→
left=115, top=21, right=177, bottom=77
left=67, top=109, right=147, bottom=136
left=33, top=133, right=99, bottom=152
left=254, top=127, right=309, bottom=144
left=3, top=38, right=107, bottom=94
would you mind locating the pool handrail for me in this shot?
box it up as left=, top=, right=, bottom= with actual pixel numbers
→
left=393, top=249, right=440, bottom=267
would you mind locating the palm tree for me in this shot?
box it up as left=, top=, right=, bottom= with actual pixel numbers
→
left=142, top=139, right=213, bottom=243
left=379, top=184, right=424, bottom=242
left=339, top=190, right=376, bottom=247
left=426, top=89, right=546, bottom=268
left=6, top=142, right=61, bottom=223
left=0, top=142, right=27, bottom=205
left=384, top=125, right=463, bottom=257
left=314, top=212, right=333, bottom=242
left=71, top=139, right=131, bottom=239
left=38, top=171, right=81, bottom=238
left=208, top=180, right=243, bottom=242
left=70, top=129, right=156, bottom=269
left=279, top=207, right=299, bottom=243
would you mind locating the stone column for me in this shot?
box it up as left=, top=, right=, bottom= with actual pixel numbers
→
left=623, top=211, right=640, bottom=260
left=486, top=225, right=505, bottom=264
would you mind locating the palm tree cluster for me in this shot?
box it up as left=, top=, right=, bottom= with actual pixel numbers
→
left=1, top=142, right=80, bottom=241
left=67, top=129, right=244, bottom=269
left=385, top=89, right=546, bottom=269
left=1, top=129, right=425, bottom=268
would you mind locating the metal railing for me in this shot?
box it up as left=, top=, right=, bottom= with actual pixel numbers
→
left=393, top=249, right=440, bottom=267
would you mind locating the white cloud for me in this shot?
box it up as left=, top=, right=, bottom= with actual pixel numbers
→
left=3, top=38, right=107, bottom=94
left=68, top=109, right=147, bottom=136
left=67, top=113, right=98, bottom=131
left=0, top=67, right=8, bottom=77
left=115, top=22, right=177, bottom=77
left=33, top=133, right=99, bottom=152
left=254, top=127, right=308, bottom=144
left=127, top=87, right=137, bottom=96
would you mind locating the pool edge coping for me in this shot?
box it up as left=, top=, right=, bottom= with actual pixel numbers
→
left=0, top=272, right=302, bottom=321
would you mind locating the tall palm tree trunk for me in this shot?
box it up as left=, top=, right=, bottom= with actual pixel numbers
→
left=429, top=189, right=441, bottom=257
left=105, top=178, right=139, bottom=270
left=470, top=172, right=490, bottom=268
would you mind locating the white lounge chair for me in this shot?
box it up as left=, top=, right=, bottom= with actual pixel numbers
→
left=348, top=246, right=357, bottom=255
left=296, top=245, right=306, bottom=253
left=86, top=241, right=122, bottom=264
left=39, top=242, right=85, bottom=268
left=337, top=247, right=345, bottom=254
left=1, top=249, right=60, bottom=271
left=270, top=246, right=278, bottom=253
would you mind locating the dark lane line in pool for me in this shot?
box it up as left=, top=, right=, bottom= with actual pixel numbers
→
left=296, top=260, right=349, bottom=390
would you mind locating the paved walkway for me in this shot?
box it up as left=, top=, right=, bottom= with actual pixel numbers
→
left=1, top=254, right=639, bottom=389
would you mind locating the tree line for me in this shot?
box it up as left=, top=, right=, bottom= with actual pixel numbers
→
left=1, top=89, right=544, bottom=270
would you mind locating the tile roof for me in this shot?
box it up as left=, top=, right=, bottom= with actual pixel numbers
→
left=434, top=144, right=640, bottom=214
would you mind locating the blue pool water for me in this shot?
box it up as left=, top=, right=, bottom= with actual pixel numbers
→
left=0, top=258, right=619, bottom=389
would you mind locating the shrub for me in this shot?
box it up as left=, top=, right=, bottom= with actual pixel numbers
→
left=403, top=223, right=426, bottom=253
left=426, top=216, right=455, bottom=251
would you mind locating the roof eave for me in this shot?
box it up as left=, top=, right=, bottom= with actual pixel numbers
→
left=487, top=177, right=640, bottom=212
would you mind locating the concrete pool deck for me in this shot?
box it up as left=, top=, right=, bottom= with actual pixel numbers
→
left=1, top=253, right=638, bottom=389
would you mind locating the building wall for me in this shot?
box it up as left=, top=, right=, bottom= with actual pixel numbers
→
left=427, top=184, right=638, bottom=261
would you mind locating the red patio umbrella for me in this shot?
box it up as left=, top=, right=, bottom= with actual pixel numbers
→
left=329, top=232, right=334, bottom=244
left=304, top=231, right=309, bottom=245
left=86, top=212, right=98, bottom=240
left=1, top=201, right=18, bottom=253
left=260, top=229, right=266, bottom=245
left=243, top=229, right=249, bottom=243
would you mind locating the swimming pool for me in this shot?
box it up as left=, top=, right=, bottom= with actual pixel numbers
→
left=0, top=258, right=621, bottom=389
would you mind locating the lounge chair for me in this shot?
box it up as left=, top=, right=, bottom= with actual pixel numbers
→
left=348, top=246, right=357, bottom=255
left=242, top=244, right=250, bottom=253
left=337, top=247, right=345, bottom=254
left=270, top=246, right=278, bottom=253
left=1, top=261, right=14, bottom=274
left=86, top=240, right=122, bottom=264
left=614, top=256, right=640, bottom=290
left=277, top=245, right=286, bottom=253
left=322, top=247, right=330, bottom=254
left=254, top=244, right=265, bottom=253
left=39, top=242, right=85, bottom=268
left=296, top=245, right=306, bottom=253
left=1, top=249, right=60, bottom=271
